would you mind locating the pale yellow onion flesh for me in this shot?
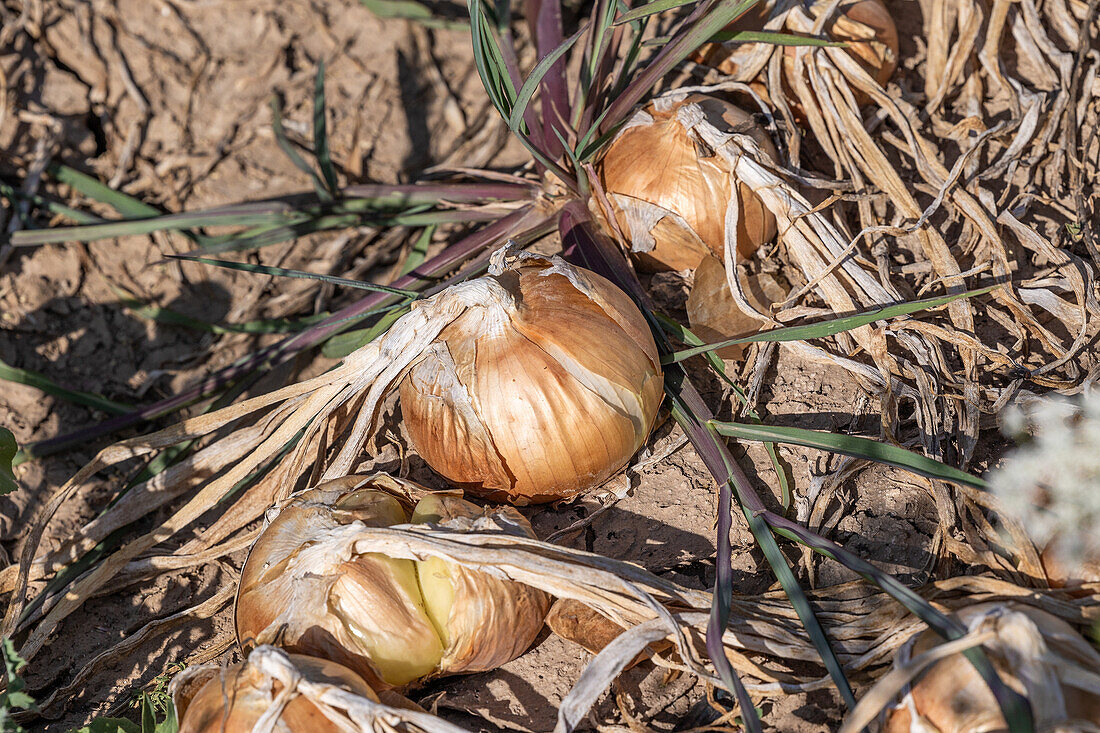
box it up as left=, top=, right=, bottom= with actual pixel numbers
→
left=686, top=254, right=788, bottom=360
left=883, top=602, right=1100, bottom=732
left=235, top=474, right=551, bottom=688
left=399, top=256, right=663, bottom=504
left=174, top=652, right=378, bottom=733
left=599, top=93, right=778, bottom=272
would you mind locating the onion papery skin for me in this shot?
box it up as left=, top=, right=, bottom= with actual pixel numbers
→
left=882, top=602, right=1100, bottom=732
left=598, top=93, right=778, bottom=273
left=399, top=258, right=663, bottom=504
left=235, top=475, right=550, bottom=689
left=174, top=653, right=377, bottom=733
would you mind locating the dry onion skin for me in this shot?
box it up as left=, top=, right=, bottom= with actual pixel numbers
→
left=598, top=93, right=778, bottom=272
left=172, top=650, right=379, bottom=733
left=399, top=252, right=663, bottom=504
left=235, top=474, right=551, bottom=690
left=697, top=0, right=899, bottom=110
left=881, top=602, right=1100, bottom=732
left=686, top=254, right=787, bottom=360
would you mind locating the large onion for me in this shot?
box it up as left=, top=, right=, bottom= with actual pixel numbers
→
left=599, top=93, right=779, bottom=272
left=172, top=650, right=378, bottom=733
left=235, top=474, right=551, bottom=689
left=882, top=602, right=1100, bottom=732
left=399, top=252, right=663, bottom=504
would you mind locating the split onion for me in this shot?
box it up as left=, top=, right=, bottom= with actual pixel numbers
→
left=235, top=474, right=551, bottom=689
left=686, top=255, right=787, bottom=360
left=172, top=650, right=378, bottom=733
left=882, top=602, right=1100, bottom=732
left=599, top=93, right=778, bottom=272
left=399, top=252, right=663, bottom=504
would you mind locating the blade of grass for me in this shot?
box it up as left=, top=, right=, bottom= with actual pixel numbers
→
left=470, top=0, right=518, bottom=120
left=468, top=0, right=575, bottom=184
left=0, top=358, right=132, bottom=415
left=13, top=182, right=532, bottom=247
left=573, top=0, right=620, bottom=129
left=400, top=225, right=435, bottom=277
left=710, top=422, right=987, bottom=489
left=615, top=0, right=698, bottom=25
left=507, top=24, right=586, bottom=134
left=321, top=304, right=410, bottom=358
left=186, top=206, right=501, bottom=256
left=1, top=428, right=16, bottom=496
left=270, top=95, right=331, bottom=201
left=709, top=29, right=846, bottom=46
left=664, top=285, right=998, bottom=363
left=0, top=182, right=105, bottom=226
left=47, top=163, right=161, bottom=219
left=359, top=0, right=470, bottom=29
left=313, top=63, right=339, bottom=196
left=12, top=208, right=307, bottom=246
left=165, top=255, right=422, bottom=298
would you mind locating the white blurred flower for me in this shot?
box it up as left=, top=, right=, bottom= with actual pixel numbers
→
left=990, top=389, right=1100, bottom=571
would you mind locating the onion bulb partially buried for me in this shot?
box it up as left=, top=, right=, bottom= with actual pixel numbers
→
left=599, top=93, right=778, bottom=272
left=171, top=648, right=379, bottom=733
left=235, top=474, right=551, bottom=690
left=687, top=255, right=787, bottom=360
left=399, top=251, right=663, bottom=504
left=881, top=602, right=1100, bottom=732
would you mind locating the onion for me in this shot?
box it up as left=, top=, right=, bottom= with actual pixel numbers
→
left=235, top=474, right=551, bottom=689
left=399, top=252, right=663, bottom=504
left=598, top=93, right=779, bottom=272
left=1039, top=543, right=1100, bottom=594
left=882, top=602, right=1100, bottom=732
left=686, top=255, right=787, bottom=360
left=546, top=598, right=669, bottom=667
left=172, top=650, right=377, bottom=733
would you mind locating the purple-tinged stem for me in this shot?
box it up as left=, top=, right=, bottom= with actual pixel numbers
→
left=527, top=0, right=570, bottom=160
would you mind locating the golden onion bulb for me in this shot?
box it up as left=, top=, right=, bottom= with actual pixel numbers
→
left=235, top=474, right=551, bottom=689
left=399, top=253, right=663, bottom=504
left=172, top=650, right=378, bottom=733
left=599, top=93, right=779, bottom=272
left=686, top=255, right=787, bottom=360
left=882, top=602, right=1100, bottom=732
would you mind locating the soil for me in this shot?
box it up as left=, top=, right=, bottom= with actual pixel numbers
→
left=0, top=0, right=1095, bottom=731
